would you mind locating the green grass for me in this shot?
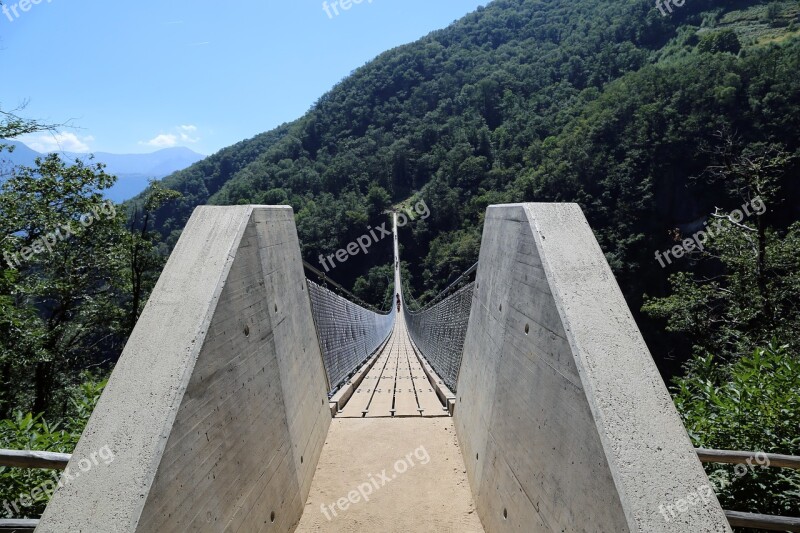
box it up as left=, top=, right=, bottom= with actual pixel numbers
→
left=710, top=1, right=800, bottom=46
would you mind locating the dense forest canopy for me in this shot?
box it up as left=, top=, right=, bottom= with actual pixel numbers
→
left=141, top=0, right=800, bottom=377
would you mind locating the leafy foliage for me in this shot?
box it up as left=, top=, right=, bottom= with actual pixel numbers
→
left=0, top=107, right=61, bottom=148
left=673, top=343, right=800, bottom=518
left=643, top=143, right=800, bottom=359
left=642, top=216, right=800, bottom=358
left=0, top=156, right=179, bottom=417
left=0, top=374, right=105, bottom=519
left=698, top=28, right=743, bottom=53
left=645, top=140, right=800, bottom=523
left=0, top=155, right=123, bottom=414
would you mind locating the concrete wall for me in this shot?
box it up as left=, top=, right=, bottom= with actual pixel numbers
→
left=36, top=206, right=331, bottom=532
left=454, top=203, right=731, bottom=533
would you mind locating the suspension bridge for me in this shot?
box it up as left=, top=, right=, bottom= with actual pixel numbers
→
left=3, top=203, right=799, bottom=532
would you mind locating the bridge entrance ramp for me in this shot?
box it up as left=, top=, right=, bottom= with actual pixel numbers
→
left=294, top=417, right=483, bottom=532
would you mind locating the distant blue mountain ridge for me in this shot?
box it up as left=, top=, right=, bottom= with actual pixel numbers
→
left=0, top=140, right=205, bottom=202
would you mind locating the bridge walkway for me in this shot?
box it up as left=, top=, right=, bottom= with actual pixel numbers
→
left=295, top=416, right=483, bottom=532
left=294, top=211, right=482, bottom=531
left=337, top=311, right=447, bottom=418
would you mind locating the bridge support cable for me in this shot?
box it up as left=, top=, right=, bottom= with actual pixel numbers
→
left=404, top=281, right=475, bottom=393
left=308, top=280, right=396, bottom=394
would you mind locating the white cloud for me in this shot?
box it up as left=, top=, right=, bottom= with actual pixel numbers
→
left=21, top=132, right=94, bottom=153
left=178, top=124, right=200, bottom=143
left=141, top=133, right=178, bottom=148
left=140, top=125, right=200, bottom=148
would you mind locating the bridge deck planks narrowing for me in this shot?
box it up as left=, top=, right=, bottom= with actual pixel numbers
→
left=337, top=314, right=446, bottom=418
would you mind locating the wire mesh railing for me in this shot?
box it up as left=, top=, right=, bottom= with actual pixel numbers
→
left=307, top=280, right=395, bottom=394
left=404, top=281, right=475, bottom=392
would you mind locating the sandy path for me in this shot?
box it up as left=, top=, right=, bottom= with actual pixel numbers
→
left=294, top=418, right=484, bottom=532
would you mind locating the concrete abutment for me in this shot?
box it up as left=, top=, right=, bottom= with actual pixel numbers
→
left=36, top=203, right=730, bottom=532
left=453, top=203, right=731, bottom=532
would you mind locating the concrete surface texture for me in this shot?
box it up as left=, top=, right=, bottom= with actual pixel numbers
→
left=295, top=418, right=484, bottom=532
left=36, top=206, right=331, bottom=532
left=453, top=203, right=731, bottom=532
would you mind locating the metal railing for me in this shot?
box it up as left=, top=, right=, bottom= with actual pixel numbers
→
left=303, top=260, right=388, bottom=313
left=697, top=448, right=800, bottom=471
left=696, top=448, right=800, bottom=532
left=0, top=519, right=38, bottom=532
left=0, top=449, right=70, bottom=470
left=0, top=449, right=70, bottom=532
left=404, top=281, right=475, bottom=392
left=307, top=280, right=395, bottom=394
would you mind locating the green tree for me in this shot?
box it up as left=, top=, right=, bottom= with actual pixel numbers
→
left=673, top=343, right=800, bottom=518
left=698, top=29, right=742, bottom=55
left=763, top=3, right=782, bottom=24
left=123, top=181, right=181, bottom=334
left=0, top=106, right=63, bottom=417
left=365, top=184, right=391, bottom=220
left=643, top=217, right=800, bottom=359
left=352, top=264, right=394, bottom=310
left=0, top=155, right=125, bottom=414
left=644, top=144, right=799, bottom=358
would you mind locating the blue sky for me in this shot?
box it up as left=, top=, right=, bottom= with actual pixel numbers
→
left=0, top=0, right=487, bottom=155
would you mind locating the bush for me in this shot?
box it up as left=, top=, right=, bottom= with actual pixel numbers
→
left=673, top=343, right=800, bottom=520
left=0, top=374, right=106, bottom=518
left=698, top=28, right=742, bottom=54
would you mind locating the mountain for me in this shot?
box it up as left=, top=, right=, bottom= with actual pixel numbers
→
left=143, top=0, right=800, bottom=375
left=0, top=141, right=205, bottom=202
left=0, top=140, right=40, bottom=167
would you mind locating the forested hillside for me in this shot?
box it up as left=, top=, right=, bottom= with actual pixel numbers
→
left=2, top=0, right=799, bottom=523
left=142, top=0, right=800, bottom=376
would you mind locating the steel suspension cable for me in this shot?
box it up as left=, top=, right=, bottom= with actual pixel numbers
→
left=403, top=269, right=477, bottom=392
left=307, top=280, right=396, bottom=394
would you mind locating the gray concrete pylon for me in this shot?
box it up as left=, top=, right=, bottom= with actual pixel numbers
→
left=454, top=203, right=731, bottom=532
left=36, top=206, right=331, bottom=532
